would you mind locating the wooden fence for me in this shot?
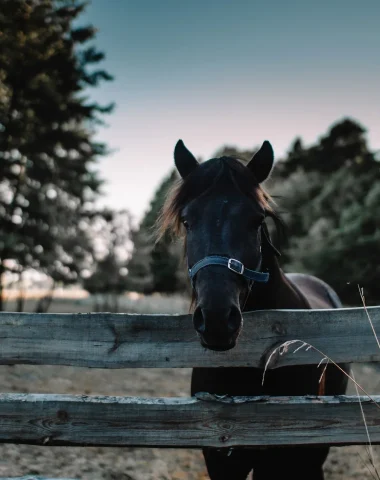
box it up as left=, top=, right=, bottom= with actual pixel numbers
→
left=1, top=307, right=380, bottom=450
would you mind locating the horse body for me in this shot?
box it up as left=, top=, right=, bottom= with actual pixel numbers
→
left=160, top=139, right=348, bottom=479
left=191, top=269, right=349, bottom=479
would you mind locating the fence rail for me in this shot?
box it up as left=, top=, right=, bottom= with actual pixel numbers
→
left=1, top=308, right=380, bottom=450
left=0, top=307, right=380, bottom=368
left=0, top=393, right=379, bottom=448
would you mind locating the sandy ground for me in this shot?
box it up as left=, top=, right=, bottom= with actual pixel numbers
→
left=0, top=296, right=379, bottom=479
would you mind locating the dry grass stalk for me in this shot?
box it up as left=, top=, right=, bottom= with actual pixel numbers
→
left=358, top=285, right=380, bottom=350
left=352, top=369, right=380, bottom=479
left=357, top=285, right=380, bottom=479
left=262, top=286, right=380, bottom=477
left=262, top=339, right=380, bottom=408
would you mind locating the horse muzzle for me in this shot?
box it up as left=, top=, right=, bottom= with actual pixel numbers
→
left=192, top=305, right=242, bottom=351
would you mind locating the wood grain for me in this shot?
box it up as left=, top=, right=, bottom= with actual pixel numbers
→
left=0, top=393, right=379, bottom=448
left=0, top=307, right=380, bottom=368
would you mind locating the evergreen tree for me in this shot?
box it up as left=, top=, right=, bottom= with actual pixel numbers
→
left=82, top=209, right=132, bottom=311
left=127, top=170, right=189, bottom=293
left=278, top=119, right=371, bottom=176
left=125, top=228, right=154, bottom=293
left=142, top=171, right=184, bottom=293
left=271, top=118, right=380, bottom=304
left=0, top=0, right=113, bottom=309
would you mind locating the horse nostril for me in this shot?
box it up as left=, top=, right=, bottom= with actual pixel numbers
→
left=193, top=306, right=205, bottom=334
left=193, top=306, right=242, bottom=338
left=228, top=306, right=242, bottom=335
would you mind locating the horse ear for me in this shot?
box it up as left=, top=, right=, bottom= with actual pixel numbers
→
left=247, top=141, right=274, bottom=183
left=174, top=140, right=199, bottom=178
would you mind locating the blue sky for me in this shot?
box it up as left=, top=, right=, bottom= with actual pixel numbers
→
left=81, top=0, right=380, bottom=221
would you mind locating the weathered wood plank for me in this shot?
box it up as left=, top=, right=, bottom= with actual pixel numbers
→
left=0, top=307, right=380, bottom=368
left=0, top=393, right=379, bottom=447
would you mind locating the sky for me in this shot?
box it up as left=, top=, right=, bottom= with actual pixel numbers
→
left=81, top=0, right=380, bottom=222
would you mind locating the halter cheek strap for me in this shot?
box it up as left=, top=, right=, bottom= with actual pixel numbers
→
left=188, top=256, right=269, bottom=284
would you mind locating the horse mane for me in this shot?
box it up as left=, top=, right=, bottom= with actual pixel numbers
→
left=157, top=156, right=284, bottom=242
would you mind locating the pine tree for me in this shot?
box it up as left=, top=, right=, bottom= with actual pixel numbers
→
left=0, top=0, right=113, bottom=309
left=82, top=209, right=132, bottom=311
left=125, top=228, right=154, bottom=293
left=127, top=170, right=190, bottom=293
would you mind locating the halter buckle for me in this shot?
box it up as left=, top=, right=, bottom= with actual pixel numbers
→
left=228, top=258, right=244, bottom=275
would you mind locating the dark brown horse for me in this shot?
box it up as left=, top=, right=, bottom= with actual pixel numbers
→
left=159, top=139, right=348, bottom=480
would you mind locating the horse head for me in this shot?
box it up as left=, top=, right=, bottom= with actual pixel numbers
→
left=160, top=139, right=280, bottom=351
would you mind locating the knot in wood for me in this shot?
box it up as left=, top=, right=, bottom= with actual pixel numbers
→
left=272, top=322, right=287, bottom=335
left=57, top=409, right=69, bottom=422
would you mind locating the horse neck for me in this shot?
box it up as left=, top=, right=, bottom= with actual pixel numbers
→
left=244, top=253, right=310, bottom=311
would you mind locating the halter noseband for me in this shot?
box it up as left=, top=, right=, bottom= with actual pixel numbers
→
left=187, top=222, right=280, bottom=288
left=188, top=256, right=269, bottom=285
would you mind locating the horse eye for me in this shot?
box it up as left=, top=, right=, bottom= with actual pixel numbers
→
left=182, top=219, right=190, bottom=230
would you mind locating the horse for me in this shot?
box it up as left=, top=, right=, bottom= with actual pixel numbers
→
left=158, top=139, right=349, bottom=480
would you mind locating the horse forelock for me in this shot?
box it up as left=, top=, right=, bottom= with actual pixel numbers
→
left=157, top=156, right=279, bottom=242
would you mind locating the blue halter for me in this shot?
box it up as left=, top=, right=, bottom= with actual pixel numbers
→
left=188, top=255, right=269, bottom=285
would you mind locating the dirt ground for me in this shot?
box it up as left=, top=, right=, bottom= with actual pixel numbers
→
left=0, top=296, right=379, bottom=479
